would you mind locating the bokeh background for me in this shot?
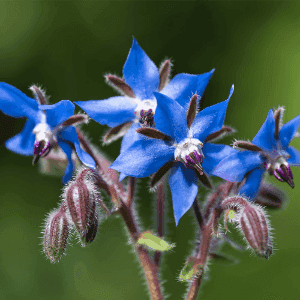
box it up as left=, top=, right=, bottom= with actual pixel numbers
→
left=0, top=1, right=300, bottom=300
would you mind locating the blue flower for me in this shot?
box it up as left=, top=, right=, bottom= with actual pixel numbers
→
left=75, top=37, right=215, bottom=148
left=110, top=86, right=235, bottom=225
left=212, top=107, right=300, bottom=200
left=0, top=83, right=95, bottom=184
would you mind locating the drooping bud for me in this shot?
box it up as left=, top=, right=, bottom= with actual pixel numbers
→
left=221, top=196, right=272, bottom=258
left=43, top=206, right=69, bottom=263
left=64, top=167, right=100, bottom=246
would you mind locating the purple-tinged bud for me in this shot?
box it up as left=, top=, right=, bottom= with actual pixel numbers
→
left=43, top=206, right=69, bottom=263
left=64, top=167, right=100, bottom=246
left=221, top=196, right=273, bottom=258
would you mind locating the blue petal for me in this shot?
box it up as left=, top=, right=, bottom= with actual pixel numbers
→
left=279, top=114, right=300, bottom=148
left=57, top=140, right=74, bottom=184
left=0, top=82, right=40, bottom=120
left=286, top=146, right=300, bottom=166
left=123, top=37, right=159, bottom=99
left=212, top=150, right=264, bottom=182
left=119, top=173, right=127, bottom=182
left=169, top=163, right=198, bottom=226
left=58, top=127, right=96, bottom=169
left=202, top=143, right=238, bottom=175
left=238, top=167, right=265, bottom=201
left=162, top=69, right=215, bottom=111
left=252, top=109, right=276, bottom=150
left=110, top=138, right=175, bottom=177
left=5, top=119, right=36, bottom=155
left=75, top=97, right=137, bottom=128
left=120, top=122, right=140, bottom=154
left=153, top=92, right=188, bottom=143
left=191, top=85, right=233, bottom=141
left=40, top=100, right=75, bottom=129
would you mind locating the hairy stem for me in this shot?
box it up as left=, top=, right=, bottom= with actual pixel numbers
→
left=76, top=129, right=164, bottom=300
left=154, top=180, right=165, bottom=269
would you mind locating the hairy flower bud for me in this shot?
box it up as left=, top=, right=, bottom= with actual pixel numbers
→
left=43, top=207, right=69, bottom=263
left=64, top=167, right=100, bottom=246
left=222, top=196, right=272, bottom=258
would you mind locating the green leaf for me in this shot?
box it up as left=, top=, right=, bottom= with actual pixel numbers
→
left=137, top=231, right=175, bottom=251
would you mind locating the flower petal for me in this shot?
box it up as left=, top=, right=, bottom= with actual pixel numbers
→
left=212, top=150, right=264, bottom=182
left=40, top=100, right=75, bottom=128
left=58, top=127, right=96, bottom=169
left=162, top=69, right=215, bottom=111
left=191, top=85, right=233, bottom=141
left=286, top=146, right=300, bottom=166
left=110, top=138, right=175, bottom=177
left=57, top=140, right=74, bottom=184
left=153, top=92, right=188, bottom=143
left=0, top=82, right=40, bottom=120
left=120, top=122, right=140, bottom=154
left=169, top=163, right=198, bottom=226
left=238, top=167, right=265, bottom=201
left=252, top=109, right=276, bottom=150
left=75, top=97, right=137, bottom=128
left=279, top=113, right=300, bottom=148
left=202, top=143, right=238, bottom=175
left=123, top=37, right=159, bottom=99
left=5, top=119, right=36, bottom=155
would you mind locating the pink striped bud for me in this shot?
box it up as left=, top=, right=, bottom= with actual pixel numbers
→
left=222, top=196, right=272, bottom=258
left=64, top=167, right=100, bottom=246
left=43, top=206, right=69, bottom=263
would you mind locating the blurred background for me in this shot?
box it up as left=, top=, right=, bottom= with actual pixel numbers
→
left=0, top=1, right=300, bottom=299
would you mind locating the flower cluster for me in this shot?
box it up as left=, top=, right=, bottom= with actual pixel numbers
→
left=0, top=37, right=299, bottom=299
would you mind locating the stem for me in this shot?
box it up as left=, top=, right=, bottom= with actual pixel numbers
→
left=119, top=202, right=164, bottom=300
left=192, top=198, right=205, bottom=232
left=126, top=176, right=136, bottom=207
left=185, top=211, right=216, bottom=300
left=154, top=180, right=165, bottom=269
left=76, top=129, right=164, bottom=300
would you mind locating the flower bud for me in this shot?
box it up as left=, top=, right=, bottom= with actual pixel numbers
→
left=222, top=196, right=272, bottom=258
left=64, top=167, right=100, bottom=246
left=179, top=257, right=203, bottom=282
left=43, top=207, right=69, bottom=263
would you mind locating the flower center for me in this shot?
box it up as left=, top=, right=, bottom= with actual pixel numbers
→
left=174, top=138, right=204, bottom=174
left=264, top=154, right=294, bottom=188
left=134, top=100, right=156, bottom=127
left=32, top=123, right=57, bottom=158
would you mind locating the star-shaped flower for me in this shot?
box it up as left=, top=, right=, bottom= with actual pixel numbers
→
left=0, top=83, right=95, bottom=183
left=212, top=107, right=300, bottom=200
left=110, top=86, right=235, bottom=225
left=75, top=37, right=215, bottom=149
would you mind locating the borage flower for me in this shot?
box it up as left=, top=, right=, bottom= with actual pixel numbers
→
left=0, top=83, right=95, bottom=183
left=110, top=86, right=235, bottom=225
left=75, top=37, right=214, bottom=148
left=213, top=107, right=300, bottom=200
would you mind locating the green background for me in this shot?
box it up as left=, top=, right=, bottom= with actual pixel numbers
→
left=0, top=1, right=300, bottom=299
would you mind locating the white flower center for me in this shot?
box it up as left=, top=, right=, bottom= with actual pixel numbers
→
left=134, top=99, right=157, bottom=119
left=33, top=123, right=56, bottom=144
left=174, top=138, right=203, bottom=161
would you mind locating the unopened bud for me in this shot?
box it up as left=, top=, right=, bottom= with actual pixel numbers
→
left=43, top=207, right=69, bottom=263
left=221, top=196, right=272, bottom=258
left=64, top=168, right=100, bottom=246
